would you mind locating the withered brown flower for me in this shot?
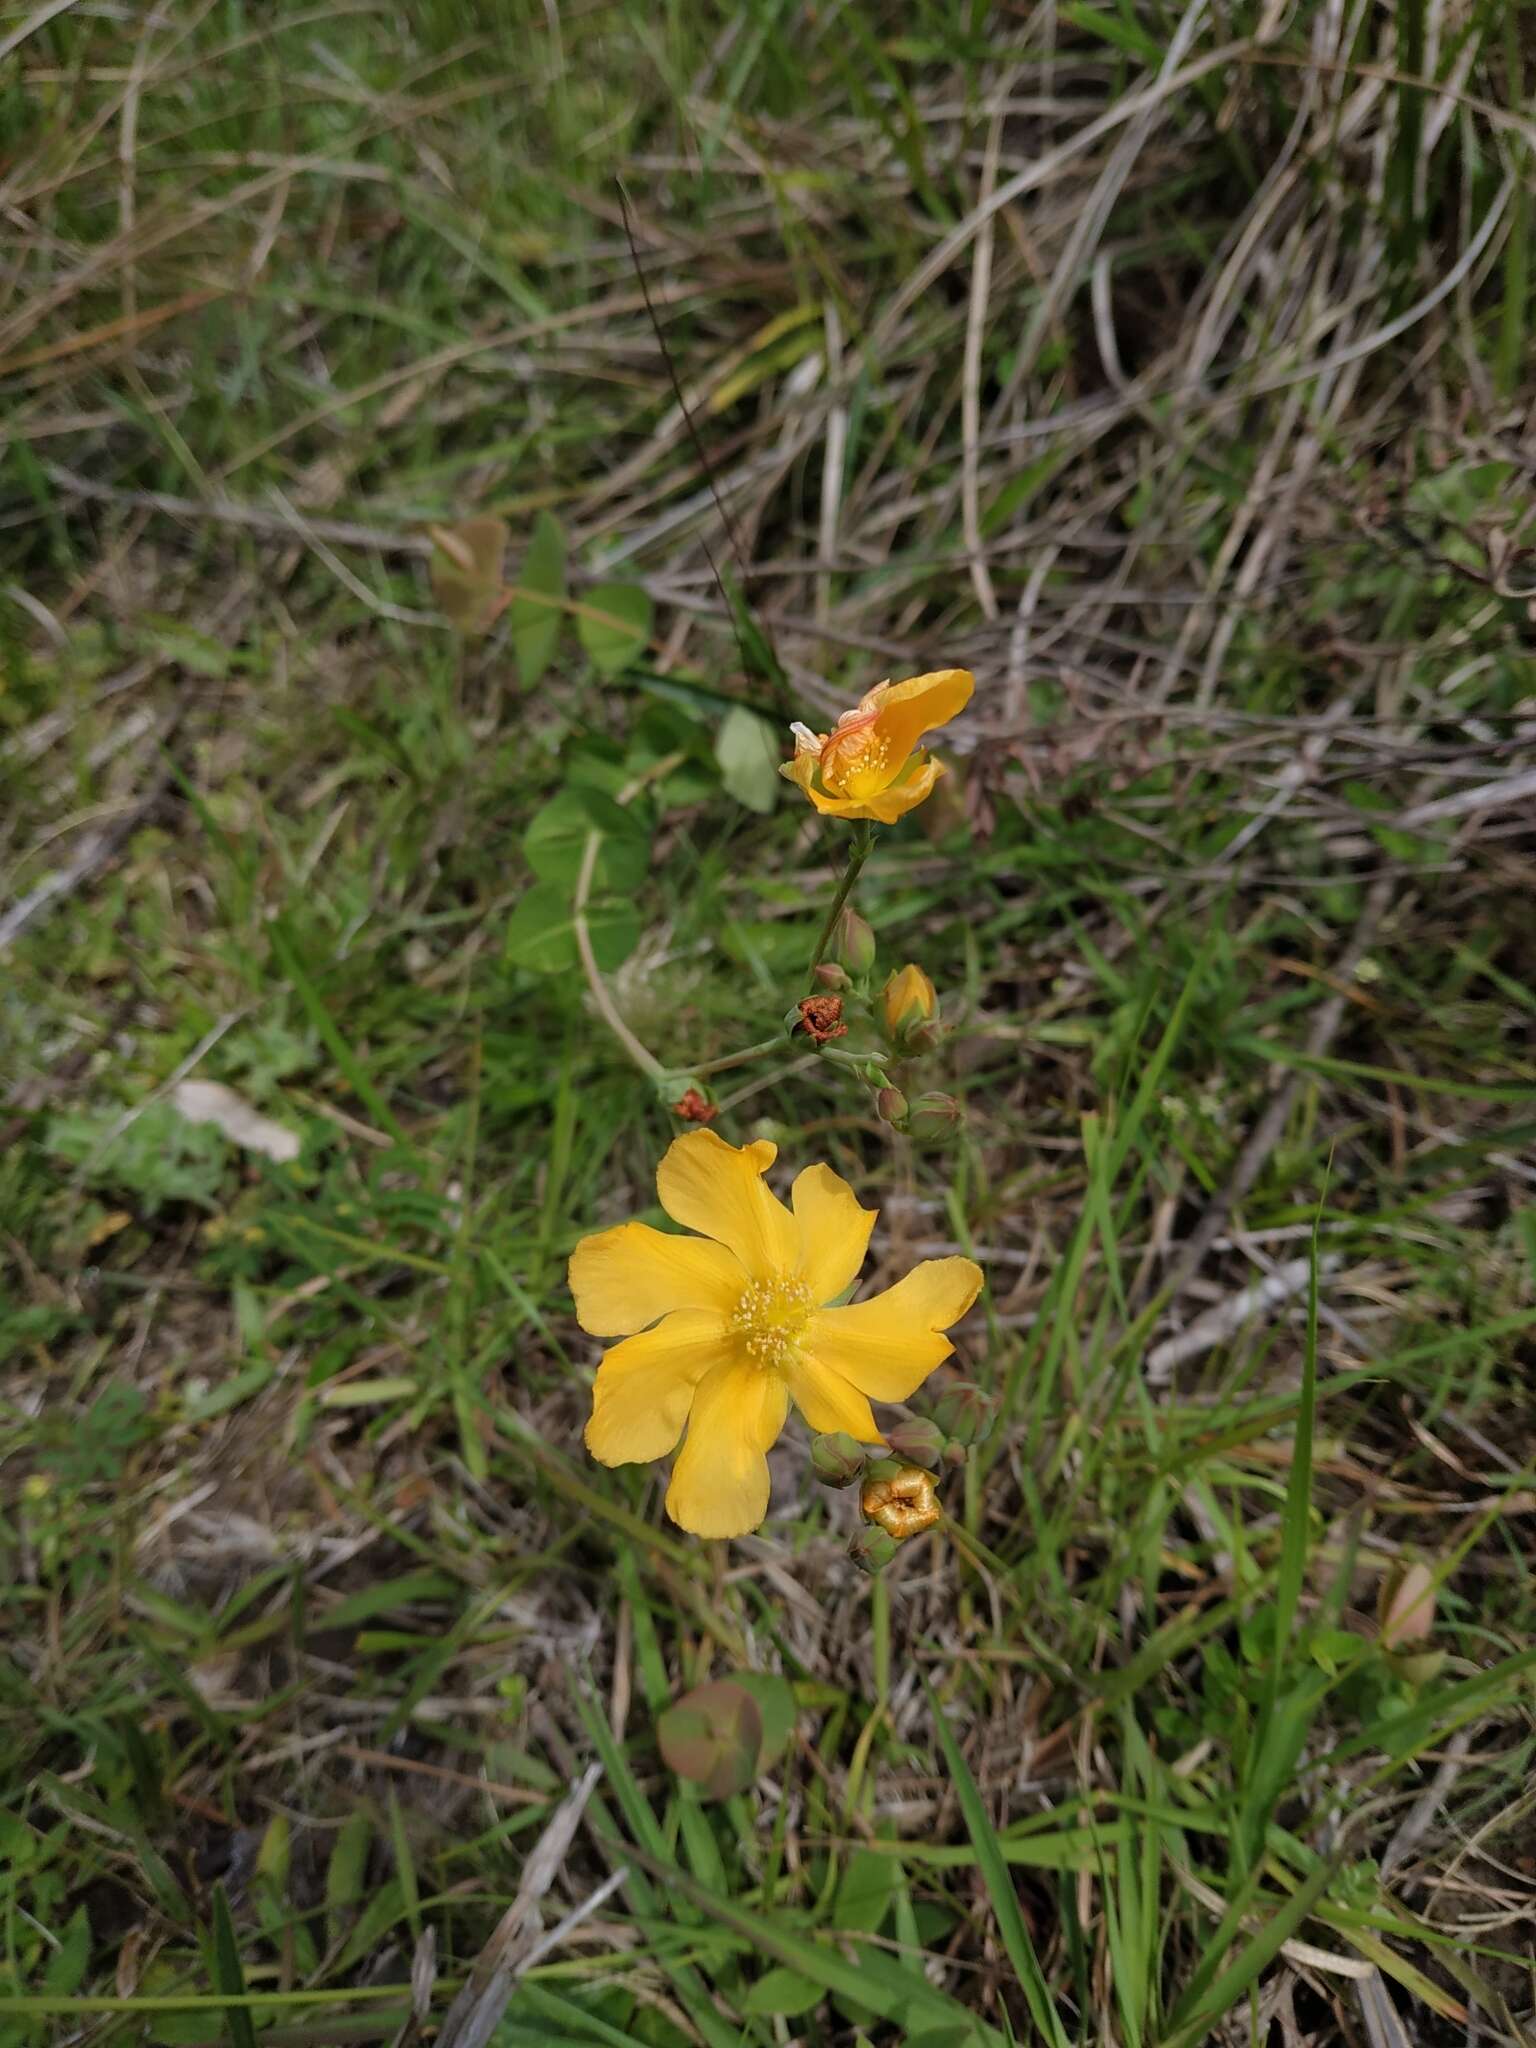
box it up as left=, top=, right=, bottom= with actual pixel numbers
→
left=860, top=1463, right=941, bottom=1541
left=795, top=994, right=848, bottom=1045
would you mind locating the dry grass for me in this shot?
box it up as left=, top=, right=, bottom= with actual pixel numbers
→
left=2, top=2, right=1535, bottom=2044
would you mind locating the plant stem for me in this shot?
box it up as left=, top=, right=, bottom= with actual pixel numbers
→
left=569, top=751, right=685, bottom=1086
left=684, top=1035, right=783, bottom=1079
left=807, top=820, right=875, bottom=984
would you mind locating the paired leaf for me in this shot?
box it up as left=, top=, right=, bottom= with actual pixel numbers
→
left=657, top=1679, right=763, bottom=1799
left=509, top=511, right=567, bottom=685
left=656, top=1673, right=795, bottom=1799
left=523, top=786, right=649, bottom=893
left=504, top=882, right=640, bottom=975
left=579, top=581, right=651, bottom=675
left=714, top=704, right=780, bottom=813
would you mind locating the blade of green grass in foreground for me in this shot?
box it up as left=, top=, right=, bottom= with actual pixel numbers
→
left=925, top=1678, right=1073, bottom=2048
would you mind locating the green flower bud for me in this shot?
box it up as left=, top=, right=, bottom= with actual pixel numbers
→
left=929, top=1380, right=995, bottom=1447
left=810, top=1431, right=867, bottom=1488
left=848, top=1524, right=900, bottom=1574
left=904, top=1091, right=962, bottom=1144
left=833, top=907, right=877, bottom=977
left=813, top=961, right=852, bottom=990
left=876, top=1085, right=909, bottom=1129
left=883, top=1417, right=945, bottom=1469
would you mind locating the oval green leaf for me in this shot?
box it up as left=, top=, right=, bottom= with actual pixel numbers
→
left=579, top=581, right=652, bottom=676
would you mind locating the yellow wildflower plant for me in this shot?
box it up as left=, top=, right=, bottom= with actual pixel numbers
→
left=782, top=668, right=974, bottom=823
left=570, top=1129, right=983, bottom=1539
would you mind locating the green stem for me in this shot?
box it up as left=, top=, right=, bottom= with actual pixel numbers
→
left=680, top=1036, right=783, bottom=1080
left=807, top=821, right=875, bottom=983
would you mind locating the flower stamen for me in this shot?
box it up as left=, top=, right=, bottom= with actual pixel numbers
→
left=732, top=1272, right=812, bottom=1370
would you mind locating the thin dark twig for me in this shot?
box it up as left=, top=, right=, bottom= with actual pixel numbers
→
left=615, top=175, right=789, bottom=708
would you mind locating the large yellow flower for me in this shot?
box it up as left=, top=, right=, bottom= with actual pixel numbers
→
left=781, top=668, right=974, bottom=823
left=570, top=1130, right=983, bottom=1539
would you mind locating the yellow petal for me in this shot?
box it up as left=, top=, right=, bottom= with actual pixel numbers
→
left=807, top=1256, right=983, bottom=1401
left=859, top=754, right=944, bottom=823
left=569, top=1221, right=745, bottom=1337
left=784, top=758, right=943, bottom=822
left=781, top=1352, right=881, bottom=1441
left=664, top=1358, right=789, bottom=1538
left=791, top=1163, right=874, bottom=1305
left=585, top=1310, right=733, bottom=1466
left=871, top=669, right=973, bottom=773
left=656, top=1128, right=797, bottom=1280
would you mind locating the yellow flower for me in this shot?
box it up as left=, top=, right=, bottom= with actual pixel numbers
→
left=881, top=963, right=937, bottom=1043
left=569, top=1130, right=983, bottom=1539
left=781, top=668, right=974, bottom=823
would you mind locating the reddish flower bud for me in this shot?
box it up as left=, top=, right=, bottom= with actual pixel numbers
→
left=813, top=961, right=852, bottom=990
left=929, top=1380, right=995, bottom=1447
left=671, top=1086, right=718, bottom=1125
left=875, top=1085, right=909, bottom=1129
left=883, top=1417, right=945, bottom=1469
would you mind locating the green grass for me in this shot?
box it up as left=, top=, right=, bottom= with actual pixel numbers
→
left=3, top=2, right=1536, bottom=2044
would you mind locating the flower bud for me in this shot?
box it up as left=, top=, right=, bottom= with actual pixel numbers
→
left=929, top=1380, right=995, bottom=1447
left=860, top=1464, right=941, bottom=1541
left=1385, top=1648, right=1447, bottom=1688
left=1378, top=1561, right=1436, bottom=1650
left=849, top=1524, right=900, bottom=1574
left=833, top=907, right=877, bottom=977
left=883, top=1417, right=945, bottom=1469
left=810, top=1431, right=867, bottom=1488
left=668, top=1083, right=717, bottom=1125
left=904, top=1091, right=962, bottom=1144
left=875, top=1085, right=909, bottom=1129
left=812, top=961, right=851, bottom=990
left=942, top=1437, right=969, bottom=1469
left=881, top=964, right=939, bottom=1050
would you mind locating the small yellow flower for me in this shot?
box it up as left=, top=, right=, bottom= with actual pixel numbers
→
left=881, top=963, right=938, bottom=1043
left=781, top=669, right=974, bottom=823
left=570, top=1129, right=983, bottom=1539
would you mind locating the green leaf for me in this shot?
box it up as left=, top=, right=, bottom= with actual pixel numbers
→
left=578, top=581, right=652, bottom=676
left=523, top=786, right=649, bottom=892
left=924, top=1681, right=1071, bottom=2048
left=42, top=1904, right=90, bottom=1996
left=209, top=1886, right=258, bottom=2048
left=657, top=1680, right=763, bottom=1799
left=742, top=1967, right=824, bottom=2017
left=713, top=704, right=780, bottom=814
left=504, top=881, right=640, bottom=975
left=321, top=1571, right=457, bottom=1632
left=509, top=511, right=566, bottom=686
left=834, top=1844, right=901, bottom=1933
left=46, top=1100, right=227, bottom=1213
left=326, top=1810, right=372, bottom=1948
left=729, top=1671, right=796, bottom=1767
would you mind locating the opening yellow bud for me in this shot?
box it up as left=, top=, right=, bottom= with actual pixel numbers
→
left=881, top=964, right=938, bottom=1043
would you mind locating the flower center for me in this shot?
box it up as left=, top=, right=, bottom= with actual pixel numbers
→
left=732, top=1272, right=811, bottom=1370
left=821, top=722, right=891, bottom=796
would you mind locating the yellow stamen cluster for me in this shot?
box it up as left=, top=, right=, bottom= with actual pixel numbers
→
left=825, top=730, right=891, bottom=791
left=732, top=1272, right=812, bottom=1369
